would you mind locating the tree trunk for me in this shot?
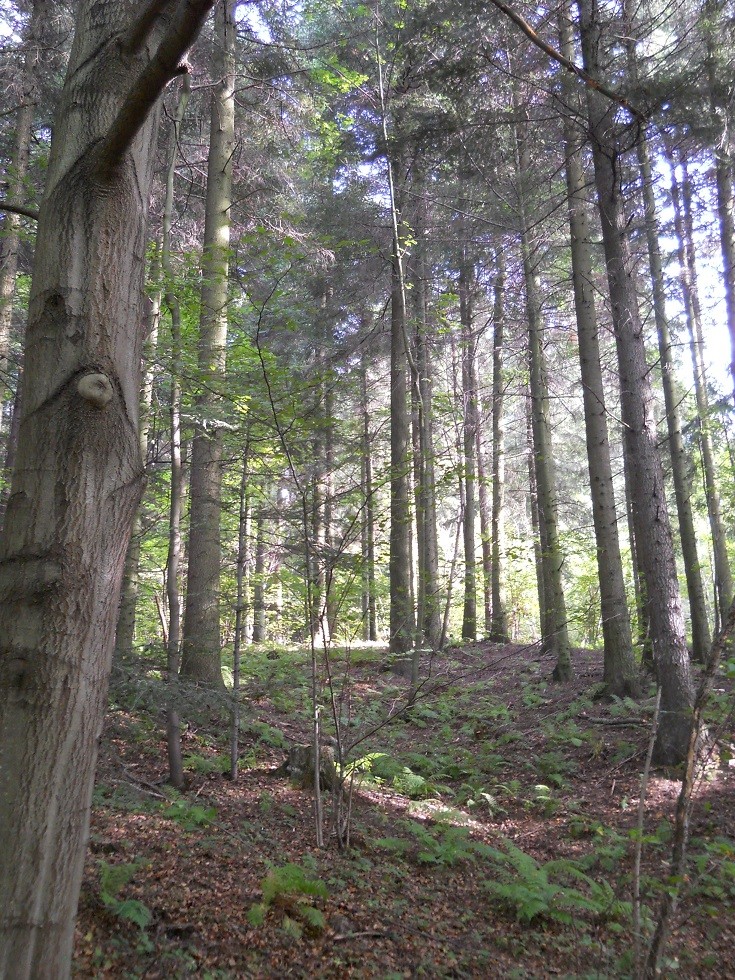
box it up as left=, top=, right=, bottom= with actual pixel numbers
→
left=252, top=498, right=267, bottom=643
left=490, top=247, right=510, bottom=643
left=162, top=75, right=191, bottom=792
left=389, top=226, right=415, bottom=653
left=410, top=185, right=442, bottom=649
left=114, top=261, right=161, bottom=664
left=0, top=3, right=214, bottom=974
left=578, top=0, right=694, bottom=763
left=460, top=247, right=478, bottom=641
left=476, top=397, right=492, bottom=638
left=559, top=7, right=637, bottom=696
left=181, top=0, right=235, bottom=687
left=705, top=14, right=735, bottom=405
left=515, top=105, right=572, bottom=680
left=361, top=354, right=378, bottom=642
left=636, top=134, right=711, bottom=662
left=527, top=398, right=546, bottom=641
left=669, top=151, right=733, bottom=629
left=230, top=443, right=250, bottom=779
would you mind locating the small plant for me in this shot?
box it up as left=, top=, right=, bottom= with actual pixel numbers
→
left=183, top=751, right=231, bottom=775
left=482, top=839, right=630, bottom=928
left=347, top=751, right=440, bottom=799
left=163, top=798, right=217, bottom=830
left=98, top=861, right=152, bottom=949
left=377, top=820, right=480, bottom=867
left=248, top=862, right=329, bottom=938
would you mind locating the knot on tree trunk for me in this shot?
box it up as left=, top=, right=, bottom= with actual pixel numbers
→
left=77, top=372, right=113, bottom=408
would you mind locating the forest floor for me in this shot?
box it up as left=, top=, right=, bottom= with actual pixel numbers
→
left=73, top=642, right=735, bottom=978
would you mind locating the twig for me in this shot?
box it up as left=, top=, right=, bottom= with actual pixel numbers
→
left=484, top=0, right=648, bottom=122
left=333, top=930, right=390, bottom=943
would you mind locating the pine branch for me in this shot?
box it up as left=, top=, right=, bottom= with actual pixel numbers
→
left=97, top=0, right=215, bottom=172
left=485, top=0, right=649, bottom=122
left=0, top=200, right=39, bottom=221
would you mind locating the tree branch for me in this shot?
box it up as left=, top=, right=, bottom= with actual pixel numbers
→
left=0, top=200, right=39, bottom=221
left=485, top=0, right=649, bottom=122
left=97, top=0, right=215, bottom=172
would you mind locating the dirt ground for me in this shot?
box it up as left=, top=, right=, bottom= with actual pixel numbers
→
left=73, top=643, right=735, bottom=978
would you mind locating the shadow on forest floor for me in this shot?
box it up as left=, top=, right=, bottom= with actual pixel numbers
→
left=74, top=642, right=735, bottom=978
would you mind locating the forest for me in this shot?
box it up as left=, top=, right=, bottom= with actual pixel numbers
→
left=0, top=0, right=734, bottom=976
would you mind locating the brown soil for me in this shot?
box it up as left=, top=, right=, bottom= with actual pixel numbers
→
left=73, top=643, right=735, bottom=978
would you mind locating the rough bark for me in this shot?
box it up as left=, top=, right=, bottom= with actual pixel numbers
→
left=181, top=0, right=235, bottom=686
left=578, top=0, right=694, bottom=763
left=559, top=7, right=637, bottom=696
left=0, top=2, right=214, bottom=974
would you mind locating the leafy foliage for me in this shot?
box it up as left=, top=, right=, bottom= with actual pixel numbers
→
left=98, top=861, right=152, bottom=946
left=482, top=839, right=631, bottom=929
left=248, top=862, right=329, bottom=935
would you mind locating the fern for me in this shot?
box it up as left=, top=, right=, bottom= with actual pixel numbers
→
left=482, top=839, right=630, bottom=928
left=249, top=862, right=329, bottom=935
left=261, top=862, right=328, bottom=903
left=98, top=861, right=152, bottom=943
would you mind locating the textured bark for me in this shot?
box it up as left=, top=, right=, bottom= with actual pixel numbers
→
left=559, top=8, right=637, bottom=696
left=578, top=0, right=694, bottom=763
left=490, top=248, right=510, bottom=643
left=0, top=2, right=214, bottom=974
left=669, top=153, right=733, bottom=627
left=181, top=0, right=235, bottom=686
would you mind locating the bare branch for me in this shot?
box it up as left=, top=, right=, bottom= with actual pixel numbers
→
left=0, top=200, right=39, bottom=221
left=126, top=0, right=178, bottom=54
left=485, top=0, right=649, bottom=122
left=97, top=0, right=215, bottom=172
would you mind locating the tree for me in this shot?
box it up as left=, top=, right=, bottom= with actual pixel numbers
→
left=0, top=2, right=214, bottom=975
left=558, top=6, right=637, bottom=696
left=181, top=0, right=236, bottom=687
left=513, top=86, right=572, bottom=681
left=577, top=0, right=695, bottom=764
